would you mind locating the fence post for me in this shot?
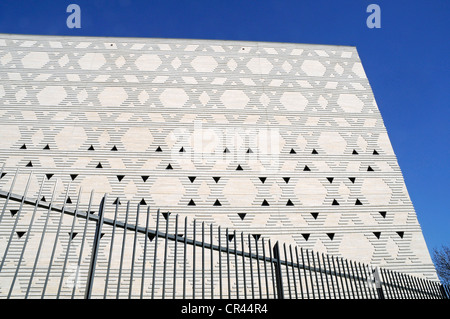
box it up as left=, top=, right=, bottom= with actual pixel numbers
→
left=85, top=195, right=106, bottom=299
left=273, top=241, right=284, bottom=299
left=373, top=267, right=385, bottom=299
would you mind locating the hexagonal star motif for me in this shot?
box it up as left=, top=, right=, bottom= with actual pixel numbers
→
left=135, top=54, right=162, bottom=71
left=220, top=90, right=249, bottom=109
left=246, top=57, right=273, bottom=74
left=190, top=56, right=218, bottom=72
left=21, top=52, right=50, bottom=69
left=37, top=86, right=67, bottom=105
left=280, top=92, right=308, bottom=111
left=301, top=59, right=326, bottom=77
left=159, top=88, right=189, bottom=108
left=78, top=53, right=106, bottom=70
left=98, top=87, right=128, bottom=107
left=337, top=93, right=364, bottom=113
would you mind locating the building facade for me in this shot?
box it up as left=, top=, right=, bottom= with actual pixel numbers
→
left=0, top=34, right=438, bottom=298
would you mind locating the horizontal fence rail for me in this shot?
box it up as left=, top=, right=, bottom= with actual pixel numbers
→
left=0, top=170, right=448, bottom=299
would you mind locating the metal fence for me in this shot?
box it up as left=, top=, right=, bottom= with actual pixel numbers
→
left=0, top=170, right=448, bottom=299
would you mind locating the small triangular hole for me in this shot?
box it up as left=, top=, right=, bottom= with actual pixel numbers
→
left=179, top=146, right=185, bottom=152
left=117, top=175, right=125, bottom=182
left=290, top=148, right=296, bottom=154
left=224, top=147, right=230, bottom=153
left=397, top=231, right=404, bottom=238
left=96, top=162, right=103, bottom=168
left=88, top=145, right=95, bottom=151
left=252, top=234, right=261, bottom=241
left=373, top=232, right=381, bottom=239
left=140, top=198, right=147, bottom=205
left=66, top=197, right=72, bottom=204
left=236, top=164, right=243, bottom=171
left=213, top=199, right=222, bottom=206
left=213, top=177, right=221, bottom=183
left=41, top=196, right=46, bottom=202
left=188, top=176, right=196, bottom=183
left=148, top=233, right=156, bottom=241
left=16, top=231, right=26, bottom=239
left=43, top=144, right=50, bottom=150
left=286, top=199, right=294, bottom=206
left=311, top=149, right=318, bottom=154
left=156, top=146, right=162, bottom=152
left=303, top=165, right=311, bottom=171
left=0, top=172, right=6, bottom=179
left=111, top=145, right=118, bottom=151
left=302, top=233, right=310, bottom=241
left=113, top=198, right=121, bottom=205
left=70, top=174, right=78, bottom=181
left=349, top=177, right=356, bottom=183
left=26, top=161, right=33, bottom=167
left=283, top=177, right=290, bottom=183
left=327, top=233, right=335, bottom=240
left=166, top=163, right=173, bottom=170
left=69, top=232, right=78, bottom=240
left=246, top=148, right=253, bottom=153
left=238, top=213, right=246, bottom=220
left=20, top=144, right=27, bottom=149
left=355, top=199, right=363, bottom=205
left=228, top=234, right=235, bottom=242
left=379, top=211, right=387, bottom=218
left=162, top=212, right=171, bottom=220
left=261, top=199, right=270, bottom=206
left=367, top=166, right=374, bottom=171
left=352, top=149, right=359, bottom=155
left=326, top=177, right=334, bottom=183
left=46, top=174, right=53, bottom=180
left=311, top=212, right=319, bottom=220
left=188, top=199, right=196, bottom=206
left=10, top=209, right=18, bottom=217
left=332, top=199, right=339, bottom=205
left=141, top=176, right=149, bottom=182
left=373, top=150, right=379, bottom=155
left=259, top=177, right=266, bottom=183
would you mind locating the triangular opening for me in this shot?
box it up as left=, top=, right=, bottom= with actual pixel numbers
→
left=302, top=233, right=310, bottom=241
left=259, top=177, right=267, bottom=183
left=228, top=234, right=235, bottom=242
left=373, top=232, right=381, bottom=239
left=311, top=149, right=318, bottom=154
left=290, top=148, right=296, bottom=154
left=311, top=212, right=319, bottom=220
left=327, top=233, right=335, bottom=240
left=236, top=164, right=243, bottom=171
left=367, top=166, right=374, bottom=171
left=246, top=148, right=253, bottom=153
left=66, top=197, right=72, bottom=204
left=0, top=172, right=6, bottom=179
left=303, top=165, right=311, bottom=171
left=286, top=199, right=294, bottom=206
left=283, top=177, right=290, bottom=183
left=252, top=234, right=261, bottom=241
left=352, top=149, right=359, bottom=155
left=69, top=232, right=78, bottom=240
left=379, top=211, right=387, bottom=218
left=166, top=163, right=173, bottom=170
left=20, top=144, right=27, bottom=149
left=96, top=162, right=103, bottom=168
left=213, top=199, right=222, bottom=206
left=224, top=147, right=230, bottom=153
left=261, top=199, right=270, bottom=206
left=41, top=196, right=46, bottom=202
left=70, top=174, right=78, bottom=181
left=111, top=145, right=118, bottom=151
left=140, top=198, right=147, bottom=205
left=10, top=209, right=18, bottom=217
left=148, top=233, right=156, bottom=241
left=179, top=146, right=185, bottom=152
left=113, top=198, right=121, bottom=205
left=332, top=199, right=339, bottom=205
left=188, top=199, right=196, bottom=206
left=162, top=212, right=171, bottom=220
left=238, top=213, right=246, bottom=220
left=16, top=231, right=26, bottom=239
left=141, top=175, right=149, bottom=182
left=156, top=146, right=162, bottom=152
left=188, top=176, right=196, bottom=183
left=349, top=177, right=356, bottom=183
left=326, top=177, right=334, bottom=183
left=46, top=174, right=54, bottom=180
left=355, top=199, right=363, bottom=205
left=373, top=150, right=379, bottom=155
left=26, top=161, right=33, bottom=167
left=43, top=144, right=50, bottom=150
left=88, top=145, right=95, bottom=151
left=213, top=177, right=221, bottom=183
left=117, top=175, right=125, bottom=182
left=397, top=231, right=404, bottom=238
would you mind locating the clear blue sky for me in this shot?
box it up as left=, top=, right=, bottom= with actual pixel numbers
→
left=0, top=0, right=448, bottom=253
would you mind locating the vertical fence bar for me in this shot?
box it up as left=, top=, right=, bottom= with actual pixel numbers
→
left=173, top=214, right=179, bottom=299
left=218, top=226, right=222, bottom=299
left=268, top=240, right=276, bottom=298
left=247, top=234, right=252, bottom=299
left=129, top=203, right=140, bottom=298
left=234, top=230, right=239, bottom=299
left=255, top=237, right=262, bottom=299
left=117, top=201, right=130, bottom=298
left=162, top=212, right=170, bottom=299
left=183, top=217, right=188, bottom=299
left=240, top=233, right=247, bottom=298
left=326, top=255, right=337, bottom=299
left=289, top=245, right=298, bottom=299
left=283, top=244, right=291, bottom=299
left=262, top=239, right=270, bottom=299
left=201, top=222, right=205, bottom=299
left=295, top=247, right=304, bottom=299
left=330, top=256, right=341, bottom=299
left=25, top=180, right=58, bottom=298
left=321, top=254, right=331, bottom=299
left=210, top=223, right=213, bottom=299
left=348, top=260, right=360, bottom=299
left=105, top=197, right=120, bottom=298
left=273, top=242, right=284, bottom=299
left=84, top=194, right=107, bottom=299
left=57, top=186, right=82, bottom=298
left=309, top=250, right=319, bottom=299
left=316, top=252, right=326, bottom=298
left=151, top=209, right=160, bottom=299
left=141, top=206, right=150, bottom=299
left=301, top=248, right=311, bottom=299
left=226, top=228, right=231, bottom=299
left=0, top=168, right=19, bottom=223
left=42, top=181, right=72, bottom=298
left=8, top=175, right=45, bottom=298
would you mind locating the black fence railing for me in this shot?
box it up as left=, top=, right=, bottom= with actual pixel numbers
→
left=0, top=170, right=448, bottom=299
